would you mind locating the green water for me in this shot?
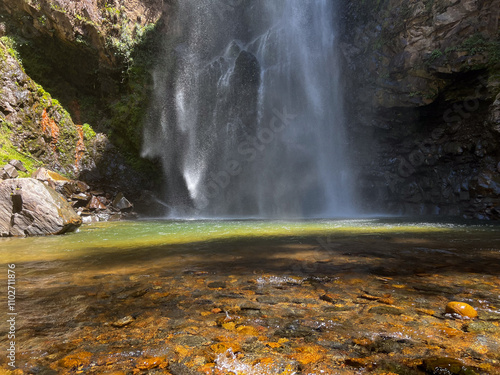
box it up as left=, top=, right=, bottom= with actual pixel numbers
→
left=1, top=218, right=498, bottom=264
left=1, top=219, right=500, bottom=374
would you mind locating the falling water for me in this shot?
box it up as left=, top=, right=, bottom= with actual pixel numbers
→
left=142, top=0, right=354, bottom=218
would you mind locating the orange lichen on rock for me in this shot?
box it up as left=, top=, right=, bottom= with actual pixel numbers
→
left=58, top=351, right=92, bottom=368
left=445, top=302, right=478, bottom=319
left=41, top=108, right=60, bottom=152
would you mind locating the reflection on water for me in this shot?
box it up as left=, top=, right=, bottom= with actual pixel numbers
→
left=0, top=219, right=499, bottom=374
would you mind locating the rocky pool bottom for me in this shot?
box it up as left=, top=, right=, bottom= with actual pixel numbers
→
left=0, top=219, right=499, bottom=375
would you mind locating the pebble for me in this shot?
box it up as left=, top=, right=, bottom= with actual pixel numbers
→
left=111, top=316, right=135, bottom=327
left=445, top=302, right=478, bottom=319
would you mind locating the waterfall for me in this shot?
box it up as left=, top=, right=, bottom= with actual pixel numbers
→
left=142, top=0, right=354, bottom=218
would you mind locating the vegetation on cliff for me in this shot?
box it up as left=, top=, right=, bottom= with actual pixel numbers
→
left=0, top=0, right=166, bottom=195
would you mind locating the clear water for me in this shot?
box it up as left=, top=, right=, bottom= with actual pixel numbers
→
left=142, top=0, right=352, bottom=218
left=1, top=219, right=500, bottom=374
left=0, top=218, right=476, bottom=263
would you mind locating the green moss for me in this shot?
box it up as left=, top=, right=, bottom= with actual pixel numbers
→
left=49, top=3, right=67, bottom=14
left=0, top=120, right=41, bottom=176
left=0, top=36, right=21, bottom=61
left=461, top=33, right=500, bottom=67
left=426, top=49, right=444, bottom=65
left=81, top=123, right=96, bottom=141
left=75, top=14, right=96, bottom=27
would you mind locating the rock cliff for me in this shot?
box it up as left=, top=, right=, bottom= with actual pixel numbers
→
left=341, top=0, right=500, bottom=219
left=0, top=0, right=167, bottom=210
left=0, top=38, right=95, bottom=176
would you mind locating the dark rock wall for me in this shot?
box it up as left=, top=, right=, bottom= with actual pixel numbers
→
left=341, top=0, right=500, bottom=219
left=0, top=0, right=169, bottom=205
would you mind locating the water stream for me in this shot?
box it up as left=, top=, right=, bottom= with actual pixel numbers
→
left=143, top=0, right=352, bottom=218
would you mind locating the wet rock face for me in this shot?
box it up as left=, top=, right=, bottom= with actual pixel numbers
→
left=341, top=0, right=500, bottom=219
left=0, top=178, right=82, bottom=237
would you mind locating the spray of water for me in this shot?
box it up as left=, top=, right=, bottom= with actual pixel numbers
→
left=143, top=0, right=354, bottom=218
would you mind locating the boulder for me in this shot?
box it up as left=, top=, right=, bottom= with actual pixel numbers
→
left=87, top=195, right=107, bottom=211
left=0, top=164, right=19, bottom=179
left=0, top=178, right=82, bottom=237
left=32, top=167, right=71, bottom=185
left=9, top=159, right=27, bottom=172
left=112, top=192, right=133, bottom=211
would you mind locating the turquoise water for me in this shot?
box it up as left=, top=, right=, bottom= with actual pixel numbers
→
left=1, top=218, right=498, bottom=264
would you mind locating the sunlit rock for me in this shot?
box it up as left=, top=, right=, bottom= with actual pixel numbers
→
left=0, top=178, right=82, bottom=237
left=445, top=301, right=478, bottom=319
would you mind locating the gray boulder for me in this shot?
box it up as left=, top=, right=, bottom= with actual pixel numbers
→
left=9, top=159, right=27, bottom=172
left=0, top=178, right=82, bottom=237
left=0, top=164, right=19, bottom=180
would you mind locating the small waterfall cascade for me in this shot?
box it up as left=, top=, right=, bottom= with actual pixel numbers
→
left=142, top=0, right=354, bottom=218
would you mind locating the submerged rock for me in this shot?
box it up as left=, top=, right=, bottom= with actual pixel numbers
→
left=420, top=357, right=480, bottom=375
left=464, top=321, right=500, bottom=334
left=369, top=306, right=403, bottom=316
left=111, top=316, right=135, bottom=328
left=445, top=302, right=478, bottom=319
left=0, top=178, right=82, bottom=237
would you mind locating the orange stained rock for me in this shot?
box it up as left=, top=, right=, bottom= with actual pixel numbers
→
left=359, top=294, right=379, bottom=301
left=353, top=338, right=372, bottom=346
left=41, top=108, right=60, bottom=152
left=210, top=342, right=242, bottom=354
left=174, top=345, right=191, bottom=360
left=438, top=326, right=462, bottom=338
left=378, top=297, right=395, bottom=305
left=252, top=357, right=275, bottom=366
left=266, top=342, right=282, bottom=349
left=136, top=357, right=168, bottom=370
left=392, top=284, right=407, bottom=289
left=198, top=363, right=216, bottom=375
left=58, top=351, right=92, bottom=368
left=289, top=345, right=325, bottom=365
left=445, top=301, right=478, bottom=319
left=236, top=325, right=259, bottom=336
left=416, top=308, right=436, bottom=316
left=222, top=321, right=236, bottom=330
